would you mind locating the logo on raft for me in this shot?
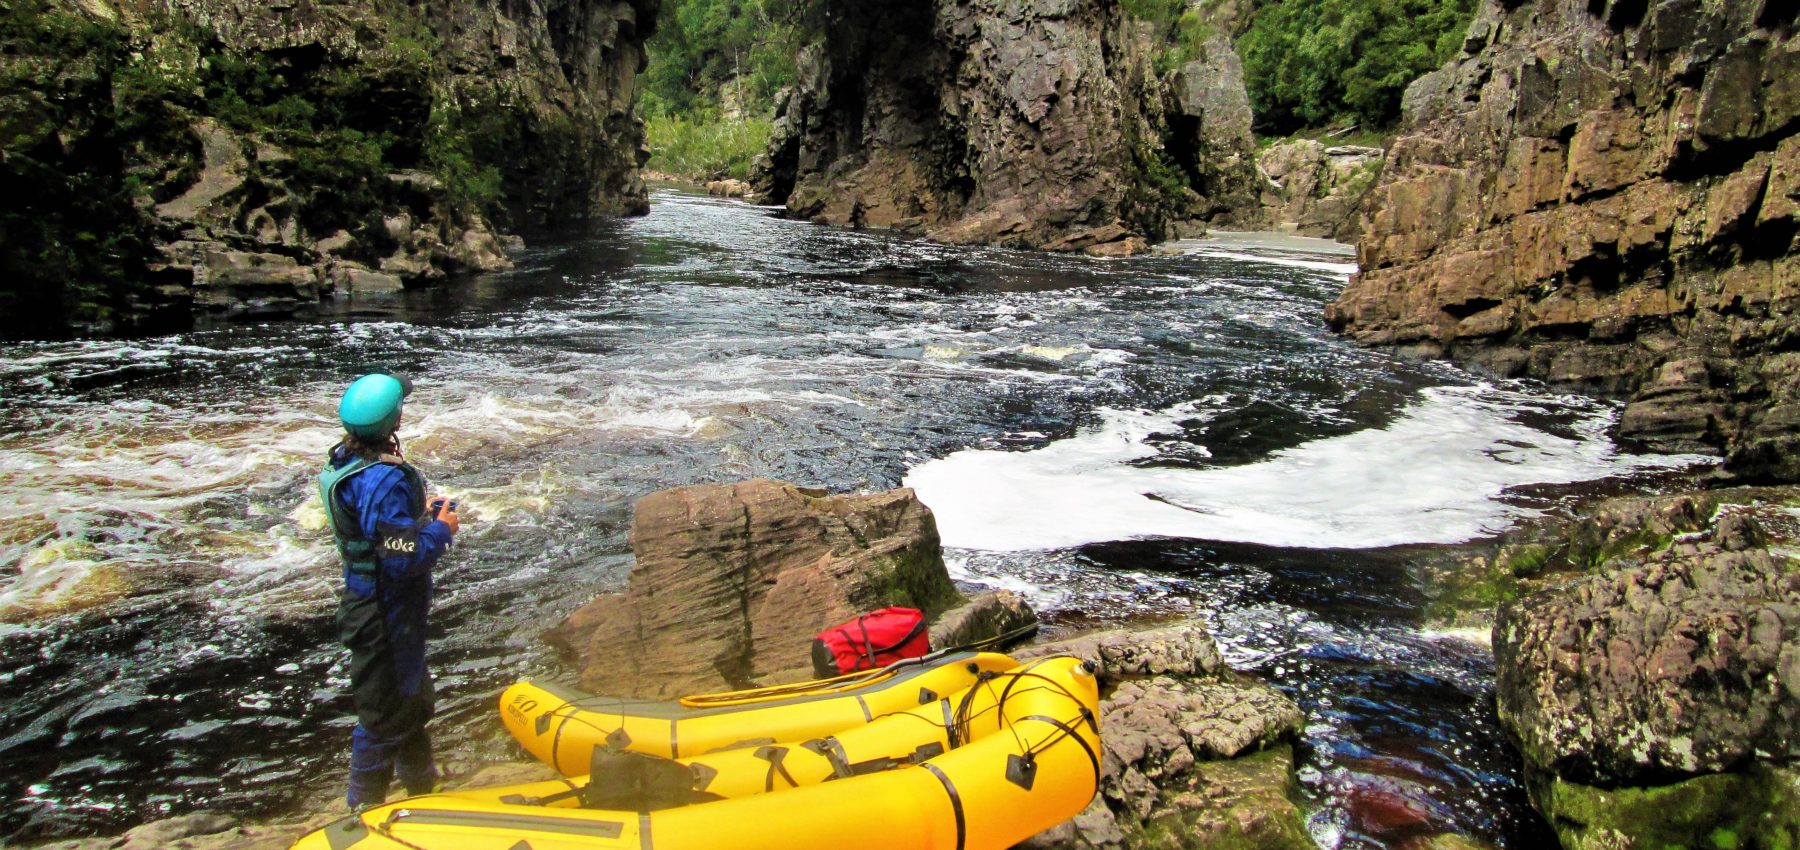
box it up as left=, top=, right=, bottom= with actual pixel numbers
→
left=506, top=694, right=539, bottom=727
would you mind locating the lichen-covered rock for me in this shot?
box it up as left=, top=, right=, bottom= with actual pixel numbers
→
left=1022, top=621, right=1225, bottom=679
left=751, top=0, right=1263, bottom=253
left=1326, top=0, right=1800, bottom=480
left=1017, top=622, right=1310, bottom=850
left=541, top=480, right=963, bottom=698
left=1494, top=514, right=1800, bottom=783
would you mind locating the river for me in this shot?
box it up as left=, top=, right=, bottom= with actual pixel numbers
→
left=0, top=190, right=1701, bottom=847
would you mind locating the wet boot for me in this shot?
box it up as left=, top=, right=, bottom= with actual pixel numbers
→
left=396, top=727, right=440, bottom=796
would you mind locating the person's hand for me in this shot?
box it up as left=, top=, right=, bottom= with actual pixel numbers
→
left=429, top=497, right=461, bottom=535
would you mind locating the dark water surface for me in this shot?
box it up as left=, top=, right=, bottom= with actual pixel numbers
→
left=0, top=191, right=1696, bottom=846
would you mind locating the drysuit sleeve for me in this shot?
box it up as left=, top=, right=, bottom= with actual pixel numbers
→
left=359, top=469, right=454, bottom=582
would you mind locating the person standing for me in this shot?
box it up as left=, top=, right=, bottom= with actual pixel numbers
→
left=318, top=373, right=461, bottom=810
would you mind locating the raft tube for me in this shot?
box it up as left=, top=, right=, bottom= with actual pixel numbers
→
left=501, top=650, right=1020, bottom=775
left=293, top=656, right=1101, bottom=850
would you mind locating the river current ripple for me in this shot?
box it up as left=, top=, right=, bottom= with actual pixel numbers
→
left=0, top=191, right=1696, bottom=846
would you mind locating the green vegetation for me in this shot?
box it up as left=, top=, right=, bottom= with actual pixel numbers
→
left=640, top=0, right=797, bottom=118
left=0, top=0, right=147, bottom=332
left=1237, top=0, right=1477, bottom=133
left=424, top=101, right=513, bottom=217
left=638, top=0, right=799, bottom=180
left=1121, top=113, right=1198, bottom=235
left=1119, top=0, right=1218, bottom=75
left=644, top=113, right=772, bottom=181
left=0, top=1, right=524, bottom=334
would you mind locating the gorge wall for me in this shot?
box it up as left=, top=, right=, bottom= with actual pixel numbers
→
left=1326, top=0, right=1800, bottom=480
left=1, top=0, right=655, bottom=335
left=750, top=0, right=1264, bottom=256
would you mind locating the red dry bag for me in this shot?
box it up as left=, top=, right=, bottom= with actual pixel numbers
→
left=810, top=606, right=931, bottom=677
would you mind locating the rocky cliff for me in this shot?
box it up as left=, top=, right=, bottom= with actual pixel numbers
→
left=1325, top=0, right=1800, bottom=480
left=1, top=0, right=654, bottom=335
left=749, top=0, right=1264, bottom=256
left=1256, top=139, right=1382, bottom=240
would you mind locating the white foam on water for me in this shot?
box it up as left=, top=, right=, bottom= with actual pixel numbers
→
left=1186, top=248, right=1360, bottom=275
left=1423, top=626, right=1493, bottom=647
left=905, top=384, right=1712, bottom=552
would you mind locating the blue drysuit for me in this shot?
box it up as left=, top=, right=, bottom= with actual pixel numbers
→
left=328, top=447, right=455, bottom=809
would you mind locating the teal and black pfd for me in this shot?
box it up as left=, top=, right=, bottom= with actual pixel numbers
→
left=319, top=373, right=425, bottom=575
left=318, top=455, right=427, bottom=575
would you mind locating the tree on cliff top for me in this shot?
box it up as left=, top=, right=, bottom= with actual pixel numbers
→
left=640, top=0, right=798, bottom=119
left=1238, top=0, right=1476, bottom=133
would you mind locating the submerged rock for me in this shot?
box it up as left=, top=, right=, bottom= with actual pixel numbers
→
left=542, top=480, right=964, bottom=698
left=26, top=761, right=562, bottom=850
left=705, top=179, right=753, bottom=198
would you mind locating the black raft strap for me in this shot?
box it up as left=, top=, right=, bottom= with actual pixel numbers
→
left=857, top=616, right=878, bottom=668
left=866, top=615, right=928, bottom=656
left=753, top=745, right=799, bottom=792
left=923, top=764, right=967, bottom=850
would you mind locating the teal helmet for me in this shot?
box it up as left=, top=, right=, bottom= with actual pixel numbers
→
left=338, top=373, right=413, bottom=441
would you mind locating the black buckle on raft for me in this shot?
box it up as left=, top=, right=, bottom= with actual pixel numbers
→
left=535, top=713, right=552, bottom=735
left=1005, top=753, right=1038, bottom=791
left=508, top=841, right=534, bottom=850
left=919, top=687, right=938, bottom=704
left=606, top=727, right=632, bottom=749
left=910, top=742, right=945, bottom=764
left=689, top=762, right=718, bottom=792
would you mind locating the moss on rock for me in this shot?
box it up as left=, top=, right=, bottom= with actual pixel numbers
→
left=1119, top=746, right=1315, bottom=850
left=1531, top=765, right=1800, bottom=850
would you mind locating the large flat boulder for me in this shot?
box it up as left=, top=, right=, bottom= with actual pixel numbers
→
left=1495, top=512, right=1800, bottom=784
left=542, top=480, right=962, bottom=699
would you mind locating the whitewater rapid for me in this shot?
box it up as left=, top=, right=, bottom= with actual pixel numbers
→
left=907, top=383, right=1705, bottom=552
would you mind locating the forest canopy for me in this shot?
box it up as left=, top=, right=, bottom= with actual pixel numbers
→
left=638, top=0, right=799, bottom=120
left=1236, top=0, right=1477, bottom=133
